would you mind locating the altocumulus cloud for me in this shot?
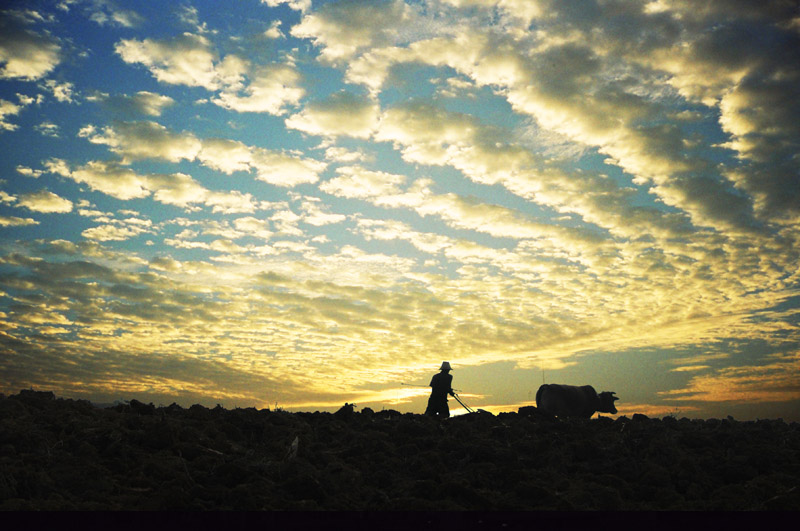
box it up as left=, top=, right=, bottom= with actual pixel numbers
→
left=1, top=1, right=799, bottom=420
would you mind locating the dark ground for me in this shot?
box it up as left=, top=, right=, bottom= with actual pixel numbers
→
left=1, top=390, right=799, bottom=511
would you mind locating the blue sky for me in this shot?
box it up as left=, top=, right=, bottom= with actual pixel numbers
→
left=1, top=0, right=799, bottom=420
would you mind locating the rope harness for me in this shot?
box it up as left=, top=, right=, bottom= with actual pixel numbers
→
left=452, top=392, right=474, bottom=414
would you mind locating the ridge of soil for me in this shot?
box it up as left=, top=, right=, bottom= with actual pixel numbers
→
left=1, top=390, right=799, bottom=510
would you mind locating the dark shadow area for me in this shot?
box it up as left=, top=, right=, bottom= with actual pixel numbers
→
left=1, top=390, right=799, bottom=510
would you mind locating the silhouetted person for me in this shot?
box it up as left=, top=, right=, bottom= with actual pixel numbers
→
left=425, top=361, right=454, bottom=418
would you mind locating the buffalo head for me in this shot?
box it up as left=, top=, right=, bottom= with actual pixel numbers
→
left=598, top=391, right=619, bottom=414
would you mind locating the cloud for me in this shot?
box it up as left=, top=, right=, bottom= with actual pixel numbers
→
left=2, top=0, right=799, bottom=417
left=263, top=20, right=284, bottom=40
left=115, top=33, right=223, bottom=90
left=143, top=172, right=210, bottom=207
left=197, top=137, right=326, bottom=186
left=369, top=100, right=696, bottom=242
left=3, top=9, right=55, bottom=25
left=659, top=354, right=800, bottom=404
left=233, top=216, right=273, bottom=240
left=0, top=215, right=39, bottom=227
left=88, top=90, right=175, bottom=117
left=48, top=159, right=259, bottom=213
left=356, top=218, right=451, bottom=254
left=390, top=184, right=608, bottom=255
left=0, top=14, right=61, bottom=80
left=81, top=120, right=202, bottom=163
left=261, top=0, right=311, bottom=12
left=320, top=165, right=406, bottom=199
left=323, top=146, right=370, bottom=163
left=213, top=63, right=304, bottom=114
left=42, top=79, right=75, bottom=103
left=440, top=0, right=543, bottom=25
left=195, top=137, right=255, bottom=174
left=338, top=9, right=793, bottom=234
left=75, top=122, right=327, bottom=188
left=114, top=31, right=303, bottom=116
left=17, top=190, right=73, bottom=213
left=88, top=2, right=144, bottom=28
left=82, top=223, right=148, bottom=242
left=291, top=0, right=417, bottom=63
left=0, top=98, right=22, bottom=131
left=299, top=197, right=346, bottom=226
left=285, top=91, right=379, bottom=138
left=35, top=121, right=59, bottom=137
left=16, top=166, right=42, bottom=178
left=203, top=190, right=261, bottom=215
left=717, top=69, right=800, bottom=220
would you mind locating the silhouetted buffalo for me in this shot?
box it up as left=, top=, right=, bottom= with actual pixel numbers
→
left=536, top=384, right=618, bottom=418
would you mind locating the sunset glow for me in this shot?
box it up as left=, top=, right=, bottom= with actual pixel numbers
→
left=2, top=0, right=799, bottom=420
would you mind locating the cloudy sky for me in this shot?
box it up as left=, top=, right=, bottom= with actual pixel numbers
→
left=1, top=0, right=799, bottom=419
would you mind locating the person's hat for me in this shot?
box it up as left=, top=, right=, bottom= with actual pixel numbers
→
left=440, top=361, right=452, bottom=371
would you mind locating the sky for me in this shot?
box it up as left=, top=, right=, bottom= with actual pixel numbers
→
left=1, top=0, right=799, bottom=420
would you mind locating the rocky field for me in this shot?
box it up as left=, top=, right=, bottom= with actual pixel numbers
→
left=1, top=390, right=799, bottom=511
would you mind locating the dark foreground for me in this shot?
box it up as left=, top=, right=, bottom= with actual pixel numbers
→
left=1, top=390, right=799, bottom=510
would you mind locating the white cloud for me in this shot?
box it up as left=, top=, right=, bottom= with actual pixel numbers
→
left=323, top=146, right=369, bottom=163
left=49, top=158, right=259, bottom=213
left=81, top=120, right=202, bottom=163
left=88, top=91, right=175, bottom=117
left=291, top=0, right=416, bottom=63
left=264, top=20, right=284, bottom=40
left=197, top=137, right=326, bottom=186
left=201, top=190, right=259, bottom=215
left=0, top=18, right=61, bottom=80
left=43, top=158, right=71, bottom=177
left=0, top=215, right=39, bottom=227
left=0, top=189, right=15, bottom=204
left=233, top=216, right=273, bottom=240
left=213, top=63, right=304, bottom=114
left=0, top=98, right=22, bottom=131
left=356, top=218, right=452, bottom=254
left=129, top=91, right=175, bottom=116
left=299, top=198, right=346, bottom=226
left=16, top=166, right=42, bottom=178
left=35, top=121, right=59, bottom=137
left=17, top=190, right=73, bottom=213
left=320, top=165, right=406, bottom=199
left=69, top=160, right=155, bottom=200
left=115, top=32, right=303, bottom=116
left=254, top=151, right=326, bottom=187
left=261, top=0, right=311, bottom=12
left=76, top=122, right=327, bottom=188
left=82, top=223, right=146, bottom=241
left=42, top=79, right=75, bottom=103
left=16, top=93, right=44, bottom=106
left=345, top=20, right=773, bottom=234
left=147, top=172, right=213, bottom=207
left=89, top=3, right=144, bottom=28
left=270, top=208, right=304, bottom=236
left=285, top=91, right=379, bottom=138
left=440, top=0, right=543, bottom=26
left=115, top=33, right=222, bottom=90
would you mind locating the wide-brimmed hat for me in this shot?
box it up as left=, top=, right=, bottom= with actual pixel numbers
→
left=440, top=361, right=452, bottom=371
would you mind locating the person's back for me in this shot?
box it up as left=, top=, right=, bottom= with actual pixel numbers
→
left=429, top=371, right=453, bottom=398
left=425, top=361, right=454, bottom=418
